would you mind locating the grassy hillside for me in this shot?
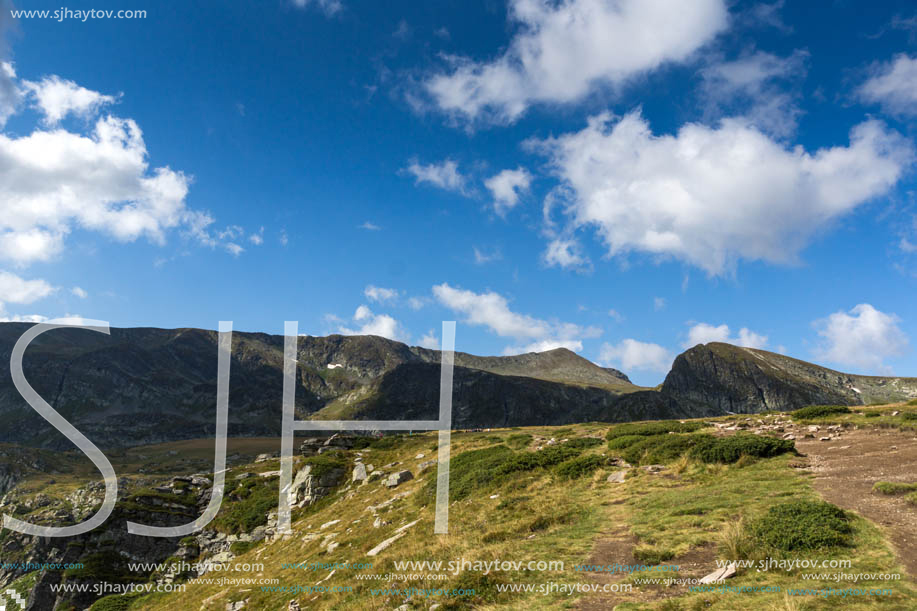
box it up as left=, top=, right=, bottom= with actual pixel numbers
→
left=3, top=403, right=915, bottom=610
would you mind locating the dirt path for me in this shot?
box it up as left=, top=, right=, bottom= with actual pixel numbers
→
left=796, top=427, right=917, bottom=579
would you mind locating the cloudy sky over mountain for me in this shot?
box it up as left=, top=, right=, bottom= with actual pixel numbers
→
left=1, top=0, right=915, bottom=384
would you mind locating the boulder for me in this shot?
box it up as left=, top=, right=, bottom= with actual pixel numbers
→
left=385, top=470, right=414, bottom=488
left=606, top=471, right=628, bottom=483
left=352, top=463, right=368, bottom=484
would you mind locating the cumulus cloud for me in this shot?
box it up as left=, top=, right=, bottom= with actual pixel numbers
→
left=599, top=339, right=673, bottom=373
left=22, top=75, right=118, bottom=125
left=364, top=284, right=398, bottom=302
left=403, top=159, right=468, bottom=194
left=699, top=49, right=807, bottom=137
left=485, top=168, right=532, bottom=215
left=418, top=330, right=440, bottom=350
left=683, top=322, right=768, bottom=349
left=533, top=110, right=912, bottom=275
left=0, top=271, right=55, bottom=306
left=359, top=221, right=381, bottom=231
left=433, top=282, right=600, bottom=354
left=543, top=238, right=589, bottom=270
left=423, top=0, right=727, bottom=124
left=71, top=286, right=88, bottom=299
left=0, top=66, right=252, bottom=266
left=338, top=304, right=409, bottom=342
left=813, top=304, right=908, bottom=373
left=858, top=54, right=917, bottom=116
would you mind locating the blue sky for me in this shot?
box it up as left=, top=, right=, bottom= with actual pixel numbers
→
left=1, top=0, right=916, bottom=386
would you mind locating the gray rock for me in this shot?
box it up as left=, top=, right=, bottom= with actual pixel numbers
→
left=385, top=470, right=413, bottom=488
left=352, top=463, right=368, bottom=483
left=606, top=471, right=628, bottom=483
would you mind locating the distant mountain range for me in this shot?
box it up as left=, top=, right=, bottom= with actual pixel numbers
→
left=0, top=323, right=914, bottom=449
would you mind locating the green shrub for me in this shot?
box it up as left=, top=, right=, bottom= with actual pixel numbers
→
left=749, top=501, right=852, bottom=551
left=907, top=398, right=917, bottom=406
left=606, top=420, right=704, bottom=440
left=689, top=434, right=795, bottom=464
left=622, top=434, right=711, bottom=465
left=420, top=445, right=514, bottom=503
left=212, top=477, right=280, bottom=534
left=562, top=437, right=603, bottom=450
left=65, top=551, right=141, bottom=584
left=872, top=481, right=917, bottom=495
left=554, top=454, right=607, bottom=479
left=865, top=411, right=882, bottom=418
left=505, top=433, right=532, bottom=449
left=606, top=435, right=647, bottom=451
left=906, top=492, right=917, bottom=506
left=901, top=412, right=917, bottom=421
left=496, top=445, right=581, bottom=475
left=300, top=452, right=348, bottom=477
left=792, top=405, right=851, bottom=419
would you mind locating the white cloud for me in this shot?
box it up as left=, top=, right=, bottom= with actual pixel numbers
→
left=249, top=227, right=264, bottom=245
left=22, top=75, right=117, bottom=125
left=533, top=110, right=912, bottom=275
left=653, top=297, right=666, bottom=311
left=599, top=339, right=672, bottom=373
left=0, top=271, right=55, bottom=305
left=291, top=0, right=342, bottom=16
left=433, top=282, right=600, bottom=354
left=607, top=309, right=623, bottom=322
left=71, top=286, right=88, bottom=299
left=359, top=221, right=381, bottom=231
left=485, top=167, right=532, bottom=215
left=543, top=237, right=589, bottom=270
left=407, top=296, right=429, bottom=310
left=683, top=322, right=768, bottom=349
left=364, top=285, right=398, bottom=302
left=699, top=49, right=807, bottom=137
left=404, top=159, right=468, bottom=194
left=0, top=62, right=19, bottom=128
left=473, top=246, right=502, bottom=265
left=338, top=304, right=409, bottom=342
left=418, top=330, right=440, bottom=350
left=813, top=304, right=908, bottom=373
left=858, top=54, right=917, bottom=116
left=423, top=0, right=727, bottom=124
left=0, top=68, right=248, bottom=266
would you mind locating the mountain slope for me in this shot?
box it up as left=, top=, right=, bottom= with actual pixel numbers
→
left=0, top=324, right=646, bottom=448
left=660, top=342, right=917, bottom=412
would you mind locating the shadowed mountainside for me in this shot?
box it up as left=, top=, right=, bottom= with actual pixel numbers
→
left=0, top=324, right=914, bottom=449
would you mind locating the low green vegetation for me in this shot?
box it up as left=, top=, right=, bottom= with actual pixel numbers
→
left=553, top=454, right=608, bottom=479
left=211, top=475, right=279, bottom=534
left=689, top=434, right=795, bottom=464
left=505, top=433, right=532, bottom=449
left=300, top=452, right=348, bottom=477
left=605, top=420, right=705, bottom=440
left=792, top=404, right=851, bottom=419
left=619, top=433, right=707, bottom=465
left=872, top=481, right=917, bottom=495
left=561, top=436, right=603, bottom=450
left=749, top=500, right=853, bottom=551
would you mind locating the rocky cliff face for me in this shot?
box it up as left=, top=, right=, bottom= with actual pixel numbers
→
left=659, top=343, right=917, bottom=413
